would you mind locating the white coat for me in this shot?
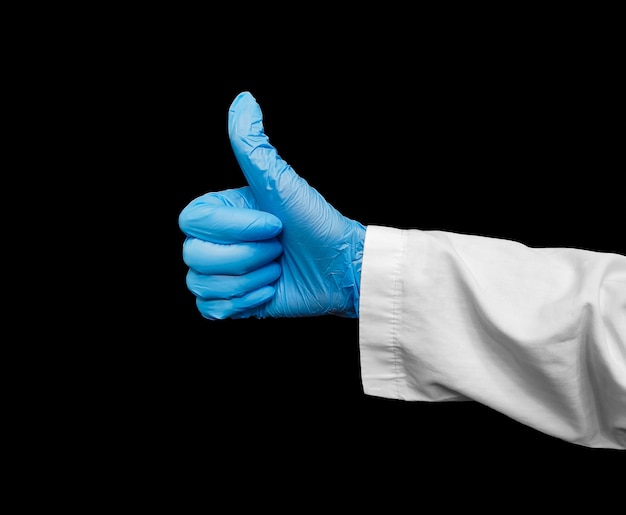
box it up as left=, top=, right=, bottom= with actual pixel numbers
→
left=359, top=226, right=626, bottom=450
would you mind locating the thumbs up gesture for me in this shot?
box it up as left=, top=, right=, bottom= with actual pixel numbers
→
left=179, top=92, right=366, bottom=320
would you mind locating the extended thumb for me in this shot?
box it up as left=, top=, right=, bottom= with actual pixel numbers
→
left=228, top=91, right=303, bottom=211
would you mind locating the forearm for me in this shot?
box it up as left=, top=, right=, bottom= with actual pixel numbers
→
left=359, top=225, right=626, bottom=449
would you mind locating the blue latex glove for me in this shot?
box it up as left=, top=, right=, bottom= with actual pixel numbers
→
left=178, top=91, right=366, bottom=320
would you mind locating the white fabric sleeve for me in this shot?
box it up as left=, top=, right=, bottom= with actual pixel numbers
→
left=358, top=225, right=626, bottom=450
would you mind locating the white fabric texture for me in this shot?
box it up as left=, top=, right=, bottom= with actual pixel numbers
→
left=359, top=225, right=626, bottom=449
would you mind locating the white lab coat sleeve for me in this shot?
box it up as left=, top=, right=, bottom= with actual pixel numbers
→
left=358, top=225, right=626, bottom=450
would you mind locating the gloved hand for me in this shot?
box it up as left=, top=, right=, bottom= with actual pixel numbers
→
left=178, top=91, right=366, bottom=320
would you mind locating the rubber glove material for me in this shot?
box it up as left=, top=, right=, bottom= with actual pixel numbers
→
left=179, top=91, right=365, bottom=320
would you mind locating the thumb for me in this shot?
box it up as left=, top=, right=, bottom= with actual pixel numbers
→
left=228, top=91, right=310, bottom=215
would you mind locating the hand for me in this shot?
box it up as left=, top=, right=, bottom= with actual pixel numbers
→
left=178, top=91, right=365, bottom=320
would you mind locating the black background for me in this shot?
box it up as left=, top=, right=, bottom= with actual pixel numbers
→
left=82, top=8, right=624, bottom=501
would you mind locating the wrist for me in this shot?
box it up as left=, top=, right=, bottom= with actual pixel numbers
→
left=338, top=221, right=366, bottom=318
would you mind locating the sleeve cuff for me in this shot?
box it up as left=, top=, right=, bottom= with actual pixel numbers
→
left=358, top=225, right=409, bottom=399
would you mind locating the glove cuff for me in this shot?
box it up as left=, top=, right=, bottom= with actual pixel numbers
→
left=338, top=221, right=365, bottom=318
